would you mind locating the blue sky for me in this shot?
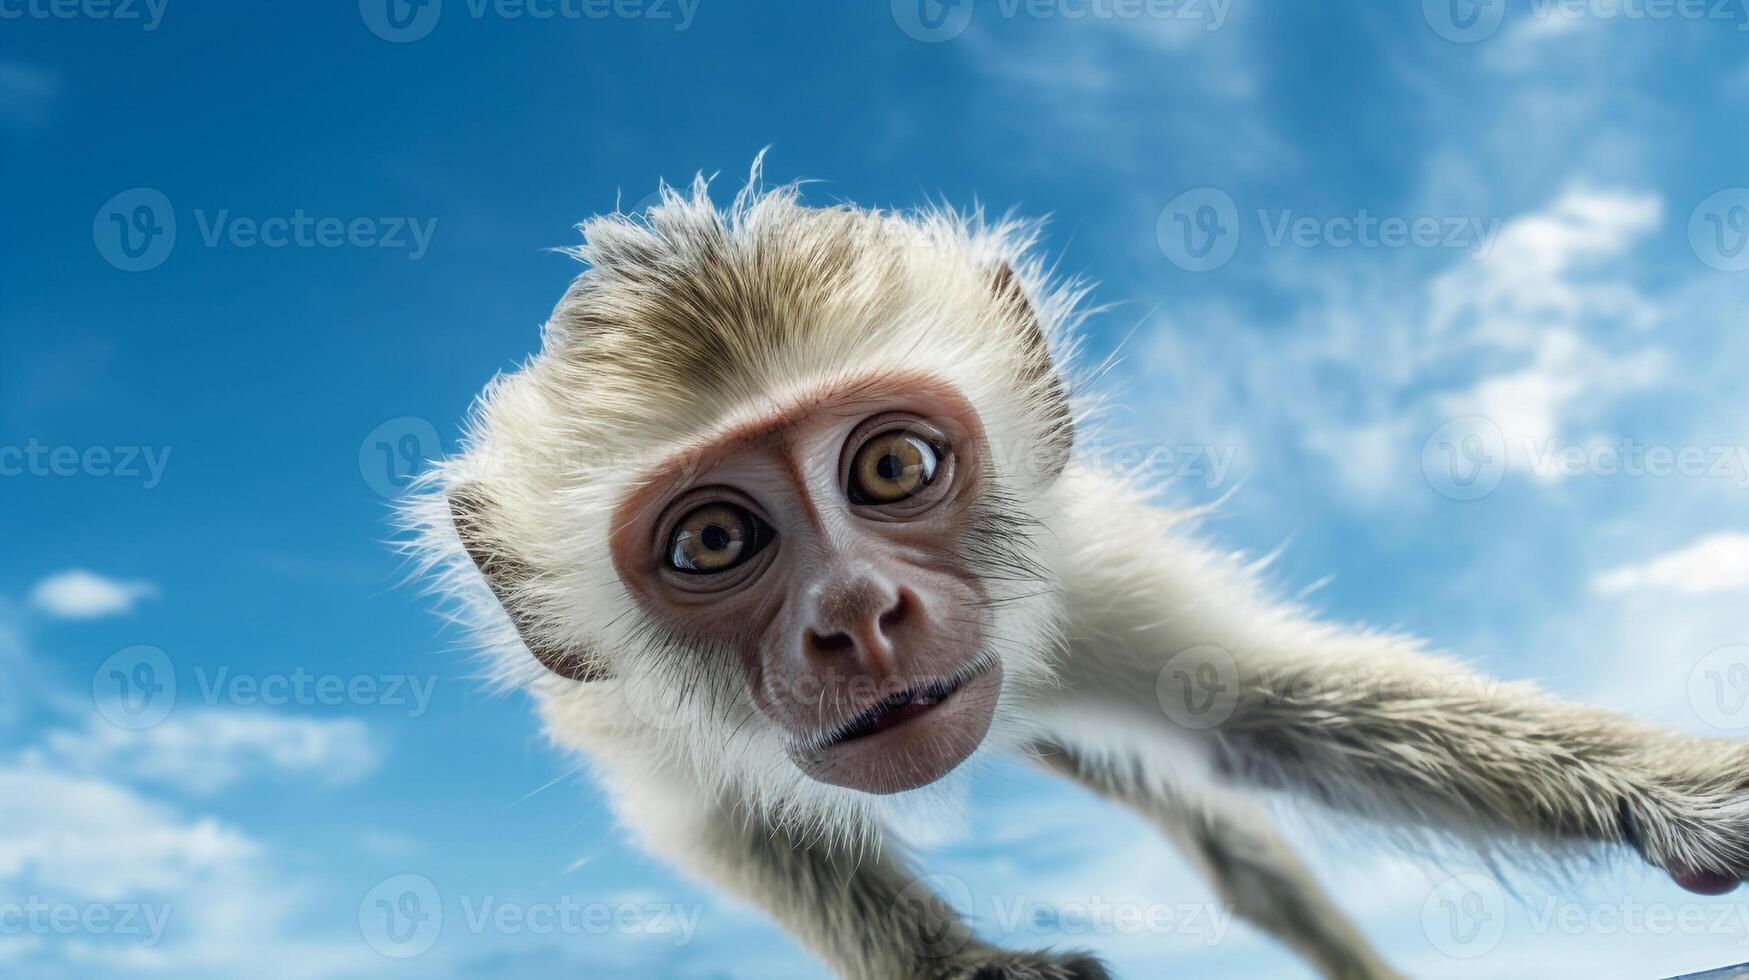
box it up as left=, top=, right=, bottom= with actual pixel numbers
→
left=3, top=1, right=1749, bottom=977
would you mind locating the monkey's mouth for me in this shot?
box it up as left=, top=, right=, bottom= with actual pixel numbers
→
left=789, top=659, right=1002, bottom=795
left=822, top=675, right=968, bottom=747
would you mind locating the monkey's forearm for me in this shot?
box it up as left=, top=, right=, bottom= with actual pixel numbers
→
left=1057, top=467, right=1749, bottom=883
left=1212, top=650, right=1749, bottom=880
left=609, top=763, right=1107, bottom=980
left=1036, top=741, right=1402, bottom=980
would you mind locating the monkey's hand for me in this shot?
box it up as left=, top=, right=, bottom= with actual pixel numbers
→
left=921, top=947, right=1111, bottom=980
left=1614, top=737, right=1749, bottom=894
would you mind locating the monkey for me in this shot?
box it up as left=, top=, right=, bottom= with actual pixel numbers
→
left=403, top=166, right=1749, bottom=980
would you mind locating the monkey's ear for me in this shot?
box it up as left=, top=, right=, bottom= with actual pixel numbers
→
left=447, top=484, right=610, bottom=682
left=988, top=261, right=1074, bottom=479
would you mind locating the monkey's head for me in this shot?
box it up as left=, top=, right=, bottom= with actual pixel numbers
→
left=420, top=175, right=1079, bottom=802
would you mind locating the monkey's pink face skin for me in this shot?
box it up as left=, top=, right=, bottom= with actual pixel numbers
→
left=609, top=377, right=1004, bottom=795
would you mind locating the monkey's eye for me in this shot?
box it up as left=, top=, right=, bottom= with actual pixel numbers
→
left=666, top=503, right=773, bottom=574
left=848, top=430, right=943, bottom=506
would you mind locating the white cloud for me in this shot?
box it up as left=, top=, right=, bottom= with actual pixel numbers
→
left=0, top=762, right=376, bottom=979
left=1135, top=186, right=1672, bottom=504
left=29, top=571, right=159, bottom=620
left=0, top=584, right=403, bottom=977
left=1592, top=532, right=1749, bottom=596
left=0, top=765, right=258, bottom=901
left=1430, top=187, right=1663, bottom=343
left=34, top=711, right=382, bottom=796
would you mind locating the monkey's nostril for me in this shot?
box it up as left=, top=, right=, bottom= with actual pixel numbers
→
left=807, top=629, right=855, bottom=655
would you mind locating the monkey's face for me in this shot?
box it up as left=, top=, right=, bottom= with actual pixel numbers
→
left=609, top=377, right=1008, bottom=795
left=435, top=189, right=1075, bottom=804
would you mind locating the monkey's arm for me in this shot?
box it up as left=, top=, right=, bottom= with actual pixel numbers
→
left=600, top=759, right=1109, bottom=980
left=1034, top=741, right=1403, bottom=980
left=1055, top=467, right=1749, bottom=889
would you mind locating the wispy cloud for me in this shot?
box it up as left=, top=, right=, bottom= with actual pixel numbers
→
left=33, top=711, right=383, bottom=796
left=1592, top=532, right=1749, bottom=596
left=0, top=762, right=374, bottom=979
left=1131, top=185, right=1673, bottom=505
left=29, top=571, right=159, bottom=620
left=0, top=584, right=390, bottom=978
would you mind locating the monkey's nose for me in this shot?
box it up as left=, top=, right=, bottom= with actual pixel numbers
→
left=804, top=588, right=914, bottom=674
